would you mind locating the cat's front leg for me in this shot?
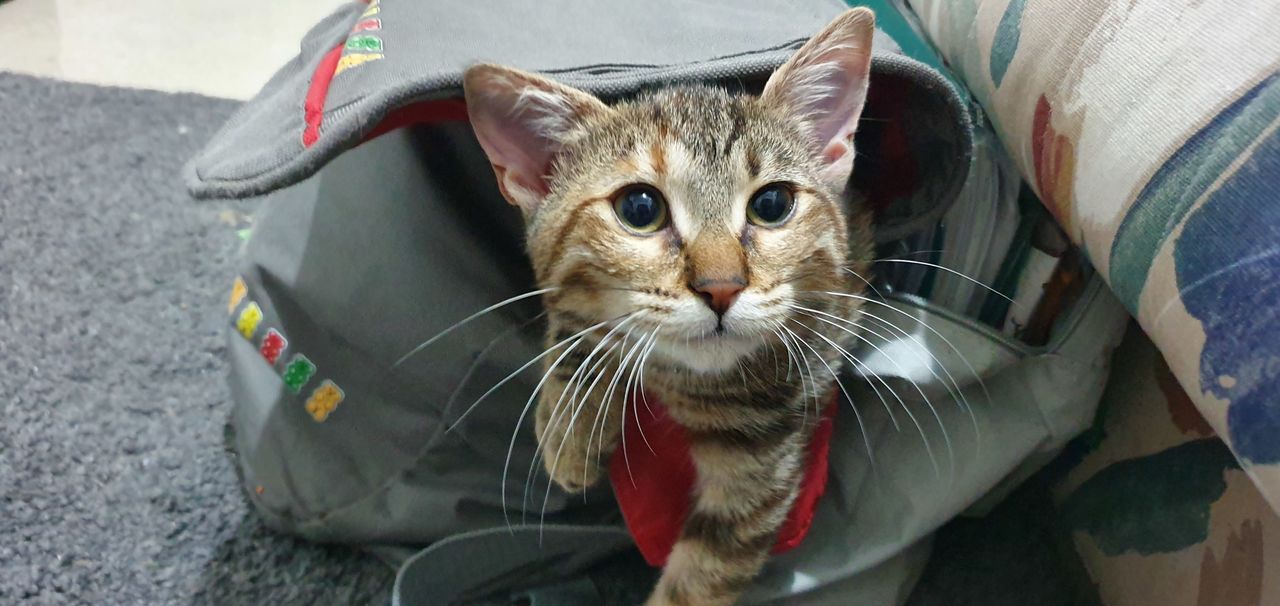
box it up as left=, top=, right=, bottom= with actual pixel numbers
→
left=646, top=423, right=807, bottom=606
left=533, top=360, right=627, bottom=493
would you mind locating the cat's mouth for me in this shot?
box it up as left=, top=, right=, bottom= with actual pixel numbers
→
left=651, top=326, right=766, bottom=373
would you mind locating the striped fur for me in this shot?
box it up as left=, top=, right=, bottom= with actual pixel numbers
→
left=466, top=9, right=877, bottom=604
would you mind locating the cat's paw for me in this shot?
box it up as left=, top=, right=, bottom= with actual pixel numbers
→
left=542, top=447, right=605, bottom=493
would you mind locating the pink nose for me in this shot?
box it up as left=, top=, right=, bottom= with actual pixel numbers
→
left=692, top=280, right=745, bottom=317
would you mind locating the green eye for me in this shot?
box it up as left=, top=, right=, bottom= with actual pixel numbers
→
left=613, top=185, right=668, bottom=233
left=746, top=184, right=795, bottom=226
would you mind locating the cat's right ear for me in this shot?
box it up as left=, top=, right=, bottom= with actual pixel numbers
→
left=761, top=8, right=875, bottom=191
left=463, top=65, right=609, bottom=212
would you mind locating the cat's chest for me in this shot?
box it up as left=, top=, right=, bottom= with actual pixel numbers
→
left=647, top=366, right=812, bottom=429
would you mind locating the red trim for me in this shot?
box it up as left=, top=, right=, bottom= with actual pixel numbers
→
left=300, top=44, right=469, bottom=148
left=302, top=44, right=345, bottom=148
left=359, top=99, right=469, bottom=143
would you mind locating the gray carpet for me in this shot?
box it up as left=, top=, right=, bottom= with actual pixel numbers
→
left=0, top=71, right=1092, bottom=605
left=0, top=73, right=392, bottom=604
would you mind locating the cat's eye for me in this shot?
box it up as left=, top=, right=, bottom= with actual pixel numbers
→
left=746, top=184, right=795, bottom=226
left=612, top=185, right=668, bottom=234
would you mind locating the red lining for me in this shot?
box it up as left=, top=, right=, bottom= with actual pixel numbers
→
left=360, top=99, right=469, bottom=143
left=303, top=44, right=346, bottom=148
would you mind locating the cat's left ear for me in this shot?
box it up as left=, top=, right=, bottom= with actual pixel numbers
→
left=762, top=8, right=875, bottom=190
left=464, top=64, right=610, bottom=212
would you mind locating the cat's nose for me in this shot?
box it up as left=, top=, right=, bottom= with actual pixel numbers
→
left=692, top=279, right=745, bottom=317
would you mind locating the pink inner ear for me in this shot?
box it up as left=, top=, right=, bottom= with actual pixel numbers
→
left=788, top=49, right=870, bottom=161
left=487, top=133, right=553, bottom=197
left=469, top=97, right=559, bottom=201
left=465, top=66, right=609, bottom=210
left=762, top=11, right=874, bottom=174
left=822, top=139, right=850, bottom=165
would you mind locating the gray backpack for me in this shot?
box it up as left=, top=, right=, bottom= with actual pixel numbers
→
left=188, top=1, right=1129, bottom=603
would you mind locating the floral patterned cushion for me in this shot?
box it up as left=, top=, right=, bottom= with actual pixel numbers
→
left=905, top=0, right=1280, bottom=508
left=899, top=0, right=1280, bottom=601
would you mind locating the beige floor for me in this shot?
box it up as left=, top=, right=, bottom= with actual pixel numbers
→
left=0, top=0, right=345, bottom=100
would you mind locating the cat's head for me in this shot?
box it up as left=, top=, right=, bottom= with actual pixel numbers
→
left=464, top=9, right=874, bottom=373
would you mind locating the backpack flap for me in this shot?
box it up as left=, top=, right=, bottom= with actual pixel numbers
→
left=186, top=0, right=972, bottom=243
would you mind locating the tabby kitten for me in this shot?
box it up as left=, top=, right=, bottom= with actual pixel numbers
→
left=463, top=9, right=876, bottom=605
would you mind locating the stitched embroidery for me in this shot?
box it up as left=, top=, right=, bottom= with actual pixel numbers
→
left=260, top=329, right=288, bottom=365
left=336, top=5, right=385, bottom=77
left=228, top=277, right=247, bottom=313
left=236, top=302, right=263, bottom=340
left=336, top=53, right=384, bottom=76
left=282, top=355, right=317, bottom=394
left=345, top=35, right=383, bottom=53
left=305, top=380, right=345, bottom=422
left=353, top=18, right=381, bottom=32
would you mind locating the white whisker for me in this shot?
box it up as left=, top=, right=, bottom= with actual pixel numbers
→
left=443, top=311, right=546, bottom=419
left=449, top=316, right=602, bottom=433
left=587, top=325, right=649, bottom=489
left=843, top=307, right=981, bottom=450
left=625, top=327, right=663, bottom=459
left=769, top=325, right=808, bottom=426
left=524, top=315, right=637, bottom=521
left=393, top=287, right=557, bottom=369
left=540, top=326, right=634, bottom=538
left=636, top=331, right=660, bottom=418
left=789, top=313, right=935, bottom=472
left=768, top=326, right=811, bottom=425
left=784, top=323, right=876, bottom=468
left=798, top=301, right=975, bottom=439
left=773, top=321, right=819, bottom=418
left=783, top=312, right=902, bottom=432
left=616, top=327, right=662, bottom=488
left=818, top=289, right=993, bottom=409
left=789, top=310, right=953, bottom=480
left=841, top=266, right=886, bottom=300
left=499, top=316, right=614, bottom=528
left=869, top=259, right=1016, bottom=306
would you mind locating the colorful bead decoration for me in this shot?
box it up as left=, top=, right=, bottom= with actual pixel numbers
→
left=353, top=18, right=381, bottom=32
left=228, top=277, right=247, bottom=313
left=305, top=380, right=345, bottom=422
left=345, top=35, right=383, bottom=53
left=339, top=2, right=384, bottom=78
left=224, top=281, right=352, bottom=419
left=237, top=303, right=263, bottom=340
left=336, top=53, right=384, bottom=76
left=260, top=329, right=288, bottom=365
left=282, top=355, right=316, bottom=394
